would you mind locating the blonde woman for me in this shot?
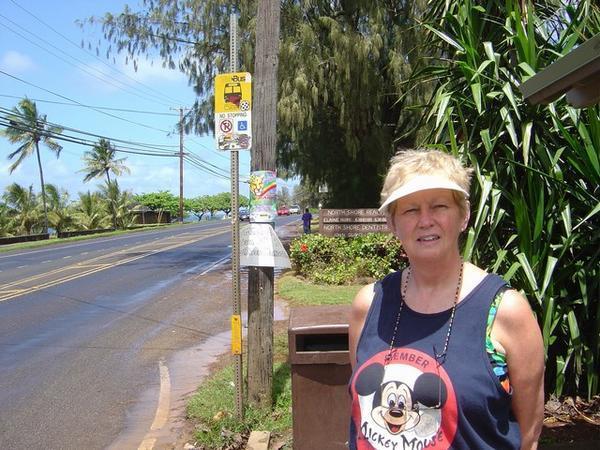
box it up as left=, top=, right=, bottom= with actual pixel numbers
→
left=348, top=149, right=544, bottom=449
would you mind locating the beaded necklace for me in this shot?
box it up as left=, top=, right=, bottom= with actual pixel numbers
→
left=385, top=261, right=464, bottom=364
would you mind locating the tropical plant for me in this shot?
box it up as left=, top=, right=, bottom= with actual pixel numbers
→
left=415, top=0, right=600, bottom=397
left=45, top=184, right=75, bottom=233
left=73, top=191, right=110, bottom=230
left=0, top=201, right=15, bottom=237
left=2, top=183, right=41, bottom=235
left=289, top=233, right=407, bottom=285
left=2, top=98, right=63, bottom=233
left=100, top=180, right=134, bottom=229
left=81, top=138, right=130, bottom=184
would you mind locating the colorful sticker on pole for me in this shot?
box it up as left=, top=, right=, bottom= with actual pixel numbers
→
left=249, top=170, right=277, bottom=223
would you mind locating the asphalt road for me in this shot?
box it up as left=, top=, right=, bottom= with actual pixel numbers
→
left=0, top=217, right=299, bottom=450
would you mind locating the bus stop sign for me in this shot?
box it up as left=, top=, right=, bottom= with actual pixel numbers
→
left=215, top=72, right=252, bottom=151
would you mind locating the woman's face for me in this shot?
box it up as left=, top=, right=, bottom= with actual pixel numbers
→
left=389, top=188, right=468, bottom=262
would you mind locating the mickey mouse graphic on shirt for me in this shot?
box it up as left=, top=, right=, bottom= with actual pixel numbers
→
left=350, top=348, right=458, bottom=450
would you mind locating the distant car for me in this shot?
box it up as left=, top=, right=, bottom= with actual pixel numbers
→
left=289, top=205, right=301, bottom=214
left=277, top=205, right=290, bottom=216
left=239, top=208, right=250, bottom=221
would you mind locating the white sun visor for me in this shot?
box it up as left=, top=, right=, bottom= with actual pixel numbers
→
left=379, top=175, right=469, bottom=214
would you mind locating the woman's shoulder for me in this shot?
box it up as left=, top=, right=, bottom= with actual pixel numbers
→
left=352, top=282, right=376, bottom=310
left=462, top=262, right=490, bottom=295
left=353, top=271, right=400, bottom=309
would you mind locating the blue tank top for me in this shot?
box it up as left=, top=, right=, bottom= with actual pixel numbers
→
left=348, top=271, right=521, bottom=449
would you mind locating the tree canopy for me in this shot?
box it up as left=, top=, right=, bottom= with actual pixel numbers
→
left=85, top=0, right=429, bottom=207
left=81, top=138, right=130, bottom=184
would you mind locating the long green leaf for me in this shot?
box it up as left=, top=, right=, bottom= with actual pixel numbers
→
left=573, top=201, right=600, bottom=231
left=522, top=121, right=533, bottom=166
left=540, top=256, right=558, bottom=297
left=500, top=107, right=518, bottom=147
left=516, top=252, right=539, bottom=297
left=471, top=82, right=482, bottom=114
left=423, top=24, right=465, bottom=52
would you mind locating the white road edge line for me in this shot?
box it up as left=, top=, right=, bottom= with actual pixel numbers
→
left=199, top=255, right=230, bottom=276
left=138, top=360, right=171, bottom=450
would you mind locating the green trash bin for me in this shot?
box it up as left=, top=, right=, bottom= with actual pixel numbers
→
left=288, top=304, right=352, bottom=450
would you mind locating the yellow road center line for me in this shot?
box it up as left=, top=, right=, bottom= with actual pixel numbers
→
left=0, top=228, right=230, bottom=302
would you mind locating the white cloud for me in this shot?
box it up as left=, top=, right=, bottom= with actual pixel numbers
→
left=0, top=50, right=36, bottom=73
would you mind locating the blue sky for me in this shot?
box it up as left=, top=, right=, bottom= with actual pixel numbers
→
left=0, top=0, right=291, bottom=201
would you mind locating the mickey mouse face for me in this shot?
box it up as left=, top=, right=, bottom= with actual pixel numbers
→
left=373, top=381, right=420, bottom=434
left=354, top=362, right=449, bottom=437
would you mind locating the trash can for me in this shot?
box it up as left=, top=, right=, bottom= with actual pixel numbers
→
left=288, top=304, right=352, bottom=450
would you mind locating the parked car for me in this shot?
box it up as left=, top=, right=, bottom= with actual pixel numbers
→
left=239, top=208, right=250, bottom=221
left=289, top=205, right=301, bottom=214
left=277, top=205, right=290, bottom=216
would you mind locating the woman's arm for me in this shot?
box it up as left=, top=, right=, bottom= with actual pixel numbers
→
left=349, top=283, right=375, bottom=370
left=492, top=289, right=545, bottom=450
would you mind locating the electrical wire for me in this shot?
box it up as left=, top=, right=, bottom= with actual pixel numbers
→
left=5, top=0, right=189, bottom=106
left=0, top=17, right=177, bottom=109
left=0, top=70, right=177, bottom=134
left=0, top=94, right=180, bottom=117
left=0, top=106, right=178, bottom=153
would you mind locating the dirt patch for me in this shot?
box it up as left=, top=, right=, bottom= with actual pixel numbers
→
left=540, top=396, right=600, bottom=448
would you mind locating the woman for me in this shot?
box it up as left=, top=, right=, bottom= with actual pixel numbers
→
left=348, top=149, right=544, bottom=449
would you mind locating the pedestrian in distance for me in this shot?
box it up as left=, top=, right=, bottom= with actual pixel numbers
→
left=348, top=149, right=544, bottom=449
left=302, top=208, right=312, bottom=234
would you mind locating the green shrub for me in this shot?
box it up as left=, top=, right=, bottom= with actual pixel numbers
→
left=289, top=233, right=407, bottom=285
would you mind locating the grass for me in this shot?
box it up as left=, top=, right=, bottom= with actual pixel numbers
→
left=186, top=362, right=293, bottom=449
left=185, top=272, right=361, bottom=448
left=0, top=223, right=187, bottom=253
left=276, top=272, right=361, bottom=306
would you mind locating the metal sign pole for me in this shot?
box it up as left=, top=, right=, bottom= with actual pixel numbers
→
left=229, top=13, right=244, bottom=420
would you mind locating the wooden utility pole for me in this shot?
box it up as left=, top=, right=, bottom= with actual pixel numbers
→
left=178, top=107, right=184, bottom=223
left=247, top=0, right=280, bottom=408
left=171, top=107, right=188, bottom=223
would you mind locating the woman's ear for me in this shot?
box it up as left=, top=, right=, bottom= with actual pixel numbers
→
left=461, top=200, right=471, bottom=231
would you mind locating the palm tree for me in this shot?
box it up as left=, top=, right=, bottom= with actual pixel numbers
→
left=74, top=191, right=110, bottom=230
left=2, top=183, right=41, bottom=235
left=3, top=98, right=63, bottom=234
left=81, top=138, right=130, bottom=184
left=0, top=201, right=14, bottom=237
left=45, top=184, right=75, bottom=234
left=100, top=180, right=134, bottom=229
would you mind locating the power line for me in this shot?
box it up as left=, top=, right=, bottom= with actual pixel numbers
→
left=0, top=17, right=177, bottom=109
left=0, top=106, right=178, bottom=153
left=0, top=94, right=180, bottom=116
left=0, top=70, right=177, bottom=134
left=183, top=155, right=230, bottom=181
left=0, top=118, right=176, bottom=158
left=6, top=0, right=189, bottom=106
left=185, top=148, right=230, bottom=175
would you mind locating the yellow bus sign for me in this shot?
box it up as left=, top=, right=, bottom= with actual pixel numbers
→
left=215, top=72, right=252, bottom=113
